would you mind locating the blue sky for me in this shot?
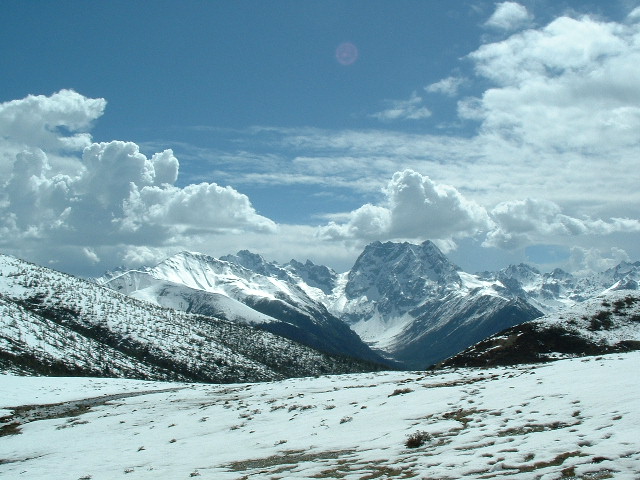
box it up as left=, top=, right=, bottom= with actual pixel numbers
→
left=1, top=0, right=640, bottom=276
left=3, top=1, right=472, bottom=132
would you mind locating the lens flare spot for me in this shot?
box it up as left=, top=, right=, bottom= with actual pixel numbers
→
left=336, top=42, right=358, bottom=66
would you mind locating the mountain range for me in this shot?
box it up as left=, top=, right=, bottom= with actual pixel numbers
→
left=98, top=250, right=387, bottom=366
left=2, top=240, right=639, bottom=378
left=97, top=240, right=640, bottom=369
left=3, top=242, right=640, bottom=480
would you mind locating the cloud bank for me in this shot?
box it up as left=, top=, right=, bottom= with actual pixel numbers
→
left=0, top=90, right=276, bottom=272
left=485, top=199, right=640, bottom=250
left=319, top=170, right=490, bottom=244
left=468, top=10, right=640, bottom=156
left=318, top=170, right=640, bottom=253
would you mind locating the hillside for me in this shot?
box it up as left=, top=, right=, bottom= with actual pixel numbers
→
left=1, top=352, right=639, bottom=479
left=0, top=254, right=382, bottom=382
left=438, top=290, right=640, bottom=368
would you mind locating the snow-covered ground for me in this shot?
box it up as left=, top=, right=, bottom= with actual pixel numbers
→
left=2, top=352, right=639, bottom=479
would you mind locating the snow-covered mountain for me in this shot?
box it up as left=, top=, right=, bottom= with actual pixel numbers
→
left=321, top=241, right=543, bottom=368
left=285, top=258, right=338, bottom=295
left=321, top=242, right=638, bottom=368
left=480, top=261, right=640, bottom=312
left=439, top=290, right=640, bottom=368
left=0, top=254, right=382, bottom=382
left=100, top=243, right=540, bottom=369
left=98, top=241, right=640, bottom=370
left=98, top=251, right=387, bottom=366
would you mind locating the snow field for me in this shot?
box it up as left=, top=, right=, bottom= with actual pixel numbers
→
left=1, top=352, right=639, bottom=479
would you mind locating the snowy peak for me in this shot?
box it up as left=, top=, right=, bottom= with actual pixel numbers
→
left=319, top=241, right=550, bottom=367
left=610, top=260, right=640, bottom=275
left=611, top=277, right=639, bottom=291
left=481, top=260, right=640, bottom=312
left=221, top=249, right=266, bottom=270
left=345, top=240, right=461, bottom=301
left=501, top=263, right=542, bottom=282
left=220, top=250, right=289, bottom=280
left=158, top=250, right=226, bottom=275
left=322, top=240, right=509, bottom=367
left=102, top=250, right=316, bottom=311
left=602, top=262, right=640, bottom=292
left=599, top=261, right=640, bottom=285
left=548, top=267, right=572, bottom=280
left=119, top=250, right=305, bottom=302
left=286, top=259, right=338, bottom=295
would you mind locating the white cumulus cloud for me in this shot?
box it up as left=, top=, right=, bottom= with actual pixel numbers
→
left=567, top=246, right=631, bottom=277
left=0, top=90, right=277, bottom=273
left=319, top=171, right=640, bottom=258
left=122, top=182, right=276, bottom=235
left=318, top=170, right=491, bottom=245
left=466, top=13, right=640, bottom=156
left=484, top=198, right=640, bottom=250
left=484, top=2, right=533, bottom=31
left=0, top=89, right=105, bottom=153
left=0, top=90, right=105, bottom=182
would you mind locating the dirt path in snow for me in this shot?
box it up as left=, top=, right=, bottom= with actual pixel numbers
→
left=0, top=386, right=185, bottom=436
